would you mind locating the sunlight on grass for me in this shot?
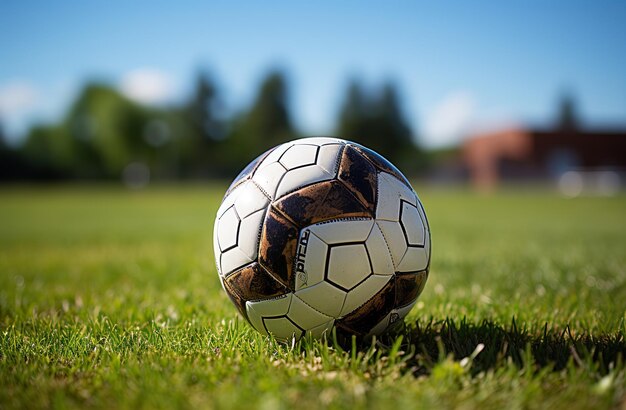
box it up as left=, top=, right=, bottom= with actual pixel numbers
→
left=0, top=185, right=625, bottom=409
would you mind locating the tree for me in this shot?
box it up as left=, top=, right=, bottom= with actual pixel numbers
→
left=371, top=81, right=416, bottom=162
left=337, top=79, right=369, bottom=143
left=225, top=70, right=298, bottom=173
left=0, top=121, right=28, bottom=180
left=244, top=70, right=296, bottom=146
left=20, top=124, right=73, bottom=179
left=186, top=72, right=225, bottom=142
left=336, top=79, right=423, bottom=172
left=556, top=92, right=580, bottom=131
left=20, top=83, right=169, bottom=179
left=175, top=71, right=228, bottom=176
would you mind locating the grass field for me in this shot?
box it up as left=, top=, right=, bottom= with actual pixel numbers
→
left=1, top=184, right=625, bottom=409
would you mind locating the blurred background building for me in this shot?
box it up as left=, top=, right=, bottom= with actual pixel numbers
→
left=463, top=96, right=626, bottom=192
left=0, top=2, right=625, bottom=193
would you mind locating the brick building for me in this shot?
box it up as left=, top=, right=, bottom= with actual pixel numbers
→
left=463, top=127, right=626, bottom=189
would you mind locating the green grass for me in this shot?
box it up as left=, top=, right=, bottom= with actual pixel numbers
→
left=1, top=184, right=625, bottom=409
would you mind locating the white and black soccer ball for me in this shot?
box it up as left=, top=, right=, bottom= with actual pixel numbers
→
left=213, top=137, right=431, bottom=341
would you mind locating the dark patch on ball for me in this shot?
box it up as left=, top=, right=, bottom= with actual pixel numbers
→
left=225, top=148, right=273, bottom=196
left=259, top=207, right=299, bottom=290
left=338, top=145, right=377, bottom=213
left=222, top=279, right=251, bottom=322
left=225, top=262, right=289, bottom=302
left=335, top=277, right=396, bottom=336
left=394, top=270, right=428, bottom=308
left=352, top=144, right=411, bottom=187
left=273, top=180, right=371, bottom=227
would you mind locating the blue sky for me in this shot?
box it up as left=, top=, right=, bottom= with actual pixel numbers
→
left=1, top=1, right=625, bottom=147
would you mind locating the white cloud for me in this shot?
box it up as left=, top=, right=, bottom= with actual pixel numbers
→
left=0, top=81, right=39, bottom=118
left=120, top=68, right=174, bottom=105
left=422, top=91, right=476, bottom=148
left=0, top=80, right=42, bottom=140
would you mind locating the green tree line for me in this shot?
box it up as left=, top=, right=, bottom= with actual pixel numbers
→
left=0, top=70, right=425, bottom=181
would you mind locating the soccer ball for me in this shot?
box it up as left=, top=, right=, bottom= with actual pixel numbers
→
left=213, top=137, right=430, bottom=341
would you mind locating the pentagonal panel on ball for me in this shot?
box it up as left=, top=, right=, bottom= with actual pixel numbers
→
left=365, top=223, right=395, bottom=275
left=275, top=164, right=335, bottom=199
left=262, top=316, right=305, bottom=341
left=215, top=200, right=267, bottom=277
left=220, top=247, right=254, bottom=278
left=376, top=220, right=408, bottom=270
left=233, top=181, right=270, bottom=219
left=397, top=243, right=430, bottom=273
left=256, top=142, right=293, bottom=169
left=288, top=295, right=334, bottom=330
left=317, top=143, right=343, bottom=175
left=216, top=181, right=246, bottom=220
left=294, top=281, right=346, bottom=318
left=279, top=144, right=318, bottom=170
left=216, top=206, right=240, bottom=252
left=246, top=294, right=293, bottom=335
left=325, top=244, right=372, bottom=291
left=252, top=161, right=287, bottom=199
left=237, top=208, right=265, bottom=260
left=400, top=201, right=426, bottom=247
left=307, top=320, right=335, bottom=339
